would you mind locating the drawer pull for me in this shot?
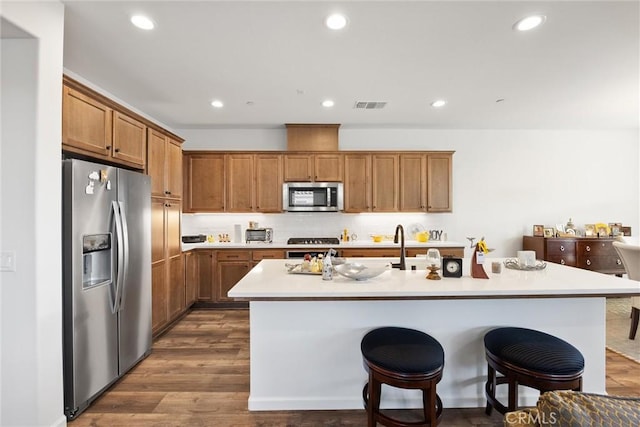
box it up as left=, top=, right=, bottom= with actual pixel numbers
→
left=560, top=245, right=565, bottom=251
left=560, top=259, right=566, bottom=265
left=586, top=259, right=591, bottom=266
left=585, top=245, right=590, bottom=252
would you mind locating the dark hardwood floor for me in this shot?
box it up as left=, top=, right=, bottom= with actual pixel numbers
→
left=72, top=309, right=640, bottom=427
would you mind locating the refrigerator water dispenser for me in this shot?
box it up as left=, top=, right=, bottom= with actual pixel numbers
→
left=82, top=233, right=112, bottom=289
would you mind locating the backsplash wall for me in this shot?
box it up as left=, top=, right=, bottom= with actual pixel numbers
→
left=182, top=212, right=455, bottom=244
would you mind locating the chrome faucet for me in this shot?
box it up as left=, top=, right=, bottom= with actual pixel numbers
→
left=391, top=224, right=406, bottom=270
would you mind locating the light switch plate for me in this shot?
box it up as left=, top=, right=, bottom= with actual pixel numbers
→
left=0, top=251, right=16, bottom=272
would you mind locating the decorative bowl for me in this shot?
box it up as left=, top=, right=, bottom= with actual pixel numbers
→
left=334, top=263, right=388, bottom=281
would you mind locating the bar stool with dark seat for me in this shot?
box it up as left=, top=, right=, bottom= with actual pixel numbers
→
left=361, top=326, right=444, bottom=427
left=484, top=327, right=584, bottom=415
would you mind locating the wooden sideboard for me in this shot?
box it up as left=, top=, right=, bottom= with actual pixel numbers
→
left=523, top=236, right=624, bottom=275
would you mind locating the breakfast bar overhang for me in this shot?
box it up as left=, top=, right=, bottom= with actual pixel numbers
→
left=228, top=258, right=640, bottom=411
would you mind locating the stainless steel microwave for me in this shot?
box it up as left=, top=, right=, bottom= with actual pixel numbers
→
left=282, top=182, right=343, bottom=212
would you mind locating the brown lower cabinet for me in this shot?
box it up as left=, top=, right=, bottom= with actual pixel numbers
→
left=192, top=248, right=286, bottom=308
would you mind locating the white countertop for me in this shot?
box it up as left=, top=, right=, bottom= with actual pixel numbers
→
left=228, top=257, right=640, bottom=300
left=182, top=239, right=465, bottom=251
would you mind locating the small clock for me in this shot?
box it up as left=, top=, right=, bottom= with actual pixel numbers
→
left=443, top=257, right=463, bottom=278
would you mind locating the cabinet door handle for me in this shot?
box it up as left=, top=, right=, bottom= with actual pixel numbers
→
left=586, top=245, right=591, bottom=252
left=165, top=190, right=171, bottom=195
left=560, top=245, right=565, bottom=251
left=586, top=259, right=591, bottom=266
left=227, top=255, right=239, bottom=258
left=314, top=175, right=318, bottom=180
left=105, top=145, right=111, bottom=150
left=114, top=148, right=120, bottom=153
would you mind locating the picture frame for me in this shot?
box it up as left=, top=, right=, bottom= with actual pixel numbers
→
left=609, top=222, right=622, bottom=237
left=622, top=226, right=632, bottom=236
left=543, top=228, right=555, bottom=238
left=533, top=225, right=544, bottom=237
left=584, top=224, right=595, bottom=237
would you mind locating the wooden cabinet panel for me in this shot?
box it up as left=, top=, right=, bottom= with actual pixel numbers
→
left=183, top=153, right=225, bottom=212
left=62, top=86, right=112, bottom=157
left=147, top=129, right=182, bottom=199
left=184, top=251, right=197, bottom=307
left=283, top=154, right=313, bottom=181
left=426, top=154, right=452, bottom=212
left=314, top=154, right=343, bottom=181
left=151, top=198, right=166, bottom=263
left=147, top=130, right=167, bottom=198
left=112, top=111, right=146, bottom=167
left=167, top=138, right=183, bottom=199
left=226, top=154, right=254, bottom=212
left=166, top=201, right=181, bottom=257
left=217, top=250, right=251, bottom=261
left=151, top=261, right=167, bottom=333
left=372, top=154, right=399, bottom=212
left=406, top=247, right=464, bottom=258
left=342, top=248, right=400, bottom=258
left=255, top=154, right=282, bottom=212
left=283, top=153, right=343, bottom=182
left=252, top=250, right=286, bottom=261
left=344, top=154, right=371, bottom=212
left=196, top=250, right=215, bottom=301
left=167, top=255, right=185, bottom=321
left=217, top=261, right=252, bottom=302
left=399, top=154, right=426, bottom=211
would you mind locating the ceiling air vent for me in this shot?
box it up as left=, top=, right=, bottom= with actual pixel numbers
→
left=354, top=101, right=387, bottom=110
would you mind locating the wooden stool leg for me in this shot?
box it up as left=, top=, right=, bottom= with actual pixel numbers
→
left=422, top=385, right=437, bottom=426
left=508, top=377, right=518, bottom=413
left=368, top=376, right=381, bottom=427
left=485, top=365, right=496, bottom=415
left=630, top=307, right=639, bottom=340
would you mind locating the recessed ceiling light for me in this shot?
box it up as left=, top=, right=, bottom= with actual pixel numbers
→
left=513, top=15, right=546, bottom=31
left=211, top=100, right=224, bottom=108
left=322, top=100, right=335, bottom=108
left=130, top=15, right=155, bottom=30
left=325, top=13, right=347, bottom=30
left=431, top=100, right=447, bottom=108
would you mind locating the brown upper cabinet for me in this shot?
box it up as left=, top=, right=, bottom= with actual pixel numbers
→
left=147, top=129, right=182, bottom=199
left=63, top=84, right=146, bottom=170
left=283, top=153, right=343, bottom=182
left=286, top=124, right=340, bottom=151
left=426, top=153, right=452, bottom=212
left=344, top=153, right=371, bottom=212
left=183, top=150, right=452, bottom=213
left=344, top=153, right=399, bottom=212
left=255, top=154, right=283, bottom=212
left=183, top=153, right=225, bottom=212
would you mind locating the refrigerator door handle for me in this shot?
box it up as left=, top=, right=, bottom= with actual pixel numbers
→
left=116, top=201, right=130, bottom=311
left=111, top=201, right=125, bottom=314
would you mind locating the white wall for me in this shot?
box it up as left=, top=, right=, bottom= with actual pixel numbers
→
left=180, top=128, right=639, bottom=257
left=0, top=2, right=66, bottom=427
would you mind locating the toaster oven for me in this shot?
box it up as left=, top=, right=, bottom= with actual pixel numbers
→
left=245, top=228, right=273, bottom=243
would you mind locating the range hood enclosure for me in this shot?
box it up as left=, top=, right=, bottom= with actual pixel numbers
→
left=286, top=124, right=340, bottom=151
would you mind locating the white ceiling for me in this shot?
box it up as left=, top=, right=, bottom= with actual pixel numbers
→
left=61, top=1, right=639, bottom=130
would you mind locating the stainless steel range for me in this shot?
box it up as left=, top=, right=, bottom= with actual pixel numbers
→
left=285, top=237, right=340, bottom=258
left=287, top=237, right=340, bottom=245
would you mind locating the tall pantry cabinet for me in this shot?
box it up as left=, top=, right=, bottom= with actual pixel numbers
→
left=147, top=129, right=185, bottom=336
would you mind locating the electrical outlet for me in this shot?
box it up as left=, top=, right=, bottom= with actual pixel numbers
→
left=0, top=251, right=16, bottom=272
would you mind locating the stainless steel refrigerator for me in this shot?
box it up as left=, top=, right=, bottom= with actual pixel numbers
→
left=62, top=159, right=152, bottom=420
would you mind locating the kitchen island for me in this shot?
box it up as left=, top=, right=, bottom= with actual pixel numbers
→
left=228, top=258, right=640, bottom=411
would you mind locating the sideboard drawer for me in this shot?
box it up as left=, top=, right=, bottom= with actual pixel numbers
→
left=577, top=240, right=617, bottom=257
left=547, top=254, right=577, bottom=267
left=577, top=255, right=623, bottom=272
left=546, top=240, right=576, bottom=256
